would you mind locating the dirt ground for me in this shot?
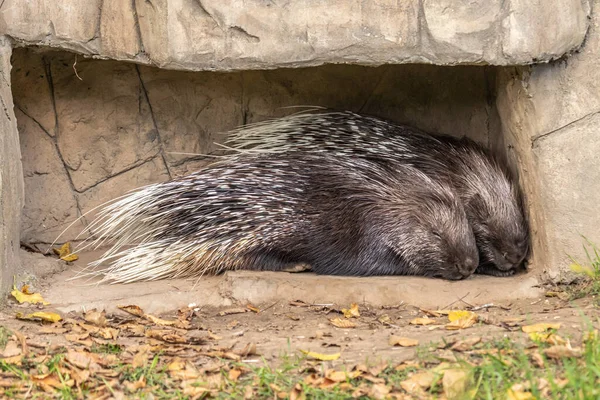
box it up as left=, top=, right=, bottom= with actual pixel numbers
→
left=1, top=250, right=598, bottom=366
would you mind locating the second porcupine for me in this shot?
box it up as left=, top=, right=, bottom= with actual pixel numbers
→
left=79, top=152, right=479, bottom=283
left=221, top=110, right=530, bottom=277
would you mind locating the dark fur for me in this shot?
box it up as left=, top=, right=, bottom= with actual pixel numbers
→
left=162, top=152, right=479, bottom=280
left=224, top=111, right=530, bottom=276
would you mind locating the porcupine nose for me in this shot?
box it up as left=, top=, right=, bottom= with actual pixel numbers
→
left=457, top=256, right=477, bottom=278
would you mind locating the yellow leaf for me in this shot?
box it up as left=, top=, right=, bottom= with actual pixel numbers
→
left=521, top=323, right=561, bottom=333
left=61, top=254, right=79, bottom=262
left=410, top=317, right=436, bottom=326
left=446, top=312, right=478, bottom=330
left=16, top=311, right=62, bottom=323
left=299, top=350, right=341, bottom=361
left=342, top=303, right=360, bottom=319
left=11, top=285, right=49, bottom=305
left=53, top=242, right=71, bottom=257
left=389, top=336, right=419, bottom=347
left=507, top=388, right=534, bottom=400
left=330, top=318, right=356, bottom=328
left=528, top=332, right=566, bottom=345
left=53, top=242, right=79, bottom=262
left=448, top=310, right=476, bottom=322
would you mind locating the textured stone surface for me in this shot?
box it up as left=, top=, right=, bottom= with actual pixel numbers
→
left=495, top=0, right=600, bottom=280
left=0, top=37, right=23, bottom=296
left=0, top=0, right=591, bottom=70
left=12, top=49, right=498, bottom=244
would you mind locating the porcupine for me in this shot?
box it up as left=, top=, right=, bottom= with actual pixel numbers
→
left=78, top=152, right=479, bottom=284
left=220, top=110, right=530, bottom=277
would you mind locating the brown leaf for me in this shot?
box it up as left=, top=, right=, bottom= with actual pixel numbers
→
left=389, top=336, right=419, bottom=347
left=378, top=314, right=393, bottom=325
left=289, top=383, right=305, bottom=400
left=330, top=318, right=356, bottom=328
left=228, top=368, right=242, bottom=382
left=442, top=367, right=474, bottom=400
left=247, top=303, right=260, bottom=313
left=132, top=347, right=150, bottom=368
left=450, top=337, right=481, bottom=351
left=85, top=310, right=107, bottom=327
left=369, top=383, right=391, bottom=400
left=39, top=326, right=68, bottom=335
left=145, top=329, right=187, bottom=344
left=521, top=323, right=561, bottom=333
left=325, top=370, right=349, bottom=382
left=118, top=305, right=145, bottom=317
left=236, top=342, right=258, bottom=357
left=218, top=307, right=248, bottom=316
left=124, top=376, right=146, bottom=392
left=530, top=351, right=545, bottom=368
left=368, top=361, right=389, bottom=377
left=544, top=344, right=582, bottom=359
left=410, top=317, right=436, bottom=326
left=2, top=340, right=21, bottom=358
left=66, top=349, right=101, bottom=372
left=342, top=303, right=360, bottom=319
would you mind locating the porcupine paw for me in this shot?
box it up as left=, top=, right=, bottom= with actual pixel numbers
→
left=281, top=263, right=313, bottom=273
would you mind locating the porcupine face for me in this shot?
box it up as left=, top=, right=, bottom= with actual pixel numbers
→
left=384, top=183, right=479, bottom=281
left=467, top=190, right=530, bottom=276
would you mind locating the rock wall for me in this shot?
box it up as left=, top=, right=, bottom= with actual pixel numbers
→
left=496, top=0, right=600, bottom=280
left=12, top=48, right=496, bottom=244
left=0, top=0, right=591, bottom=70
left=0, top=37, right=23, bottom=295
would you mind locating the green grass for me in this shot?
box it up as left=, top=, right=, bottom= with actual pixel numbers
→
left=91, top=342, right=123, bottom=355
left=568, top=238, right=600, bottom=300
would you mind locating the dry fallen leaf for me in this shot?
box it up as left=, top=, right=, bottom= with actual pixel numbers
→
left=442, top=367, right=474, bottom=400
left=16, top=311, right=61, bottom=323
left=369, top=383, right=391, bottom=400
left=247, top=304, right=260, bottom=313
left=53, top=242, right=79, bottom=262
left=219, top=307, right=248, bottom=316
left=342, top=303, right=360, bottom=319
left=389, top=336, right=419, bottom=347
left=446, top=311, right=478, bottom=330
left=84, top=310, right=107, bottom=327
left=228, top=368, right=242, bottom=382
left=65, top=349, right=101, bottom=372
left=521, top=323, right=561, bottom=333
left=145, top=329, right=187, bottom=344
left=528, top=332, right=566, bottom=345
left=118, top=305, right=145, bottom=317
left=11, top=285, right=49, bottom=305
left=299, top=350, right=341, bottom=361
left=507, top=388, right=535, bottom=400
left=448, top=310, right=477, bottom=322
left=330, top=318, right=356, bottom=328
left=544, top=344, right=582, bottom=359
left=400, top=371, right=435, bottom=395
left=410, top=317, right=436, bottom=326
left=450, top=337, right=481, bottom=351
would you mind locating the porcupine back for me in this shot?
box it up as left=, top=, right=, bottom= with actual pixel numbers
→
left=220, top=110, right=529, bottom=276
left=79, top=152, right=478, bottom=283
